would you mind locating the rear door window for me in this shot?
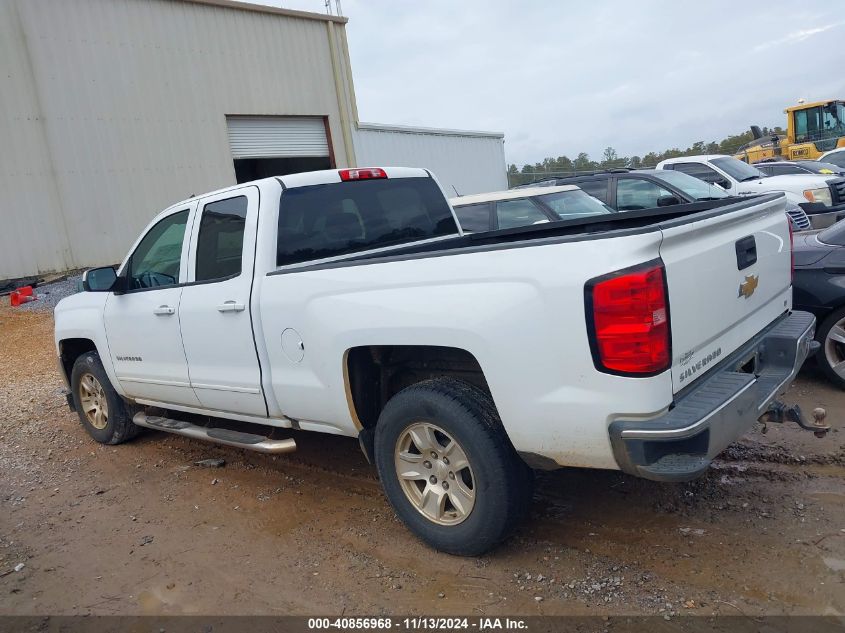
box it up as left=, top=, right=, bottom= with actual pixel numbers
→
left=535, top=190, right=613, bottom=219
left=453, top=202, right=492, bottom=232
left=824, top=152, right=845, bottom=168
left=575, top=179, right=610, bottom=203
left=670, top=162, right=724, bottom=184
left=616, top=179, right=673, bottom=210
left=277, top=177, right=457, bottom=266
left=495, top=198, right=549, bottom=229
left=195, top=196, right=248, bottom=282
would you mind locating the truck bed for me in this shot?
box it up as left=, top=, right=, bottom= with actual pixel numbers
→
left=269, top=195, right=773, bottom=275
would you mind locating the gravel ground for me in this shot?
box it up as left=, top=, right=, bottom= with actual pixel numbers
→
left=1, top=307, right=844, bottom=617
left=16, top=275, right=81, bottom=313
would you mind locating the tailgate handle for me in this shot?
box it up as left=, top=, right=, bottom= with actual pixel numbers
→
left=735, top=235, right=757, bottom=270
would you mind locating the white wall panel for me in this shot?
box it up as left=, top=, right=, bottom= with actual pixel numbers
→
left=0, top=0, right=75, bottom=278
left=354, top=123, right=508, bottom=197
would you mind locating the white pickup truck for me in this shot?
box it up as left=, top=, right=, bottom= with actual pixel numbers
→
left=657, top=154, right=845, bottom=228
left=55, top=167, right=827, bottom=555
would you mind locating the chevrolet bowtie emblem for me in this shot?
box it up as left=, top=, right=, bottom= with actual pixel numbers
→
left=738, top=274, right=759, bottom=299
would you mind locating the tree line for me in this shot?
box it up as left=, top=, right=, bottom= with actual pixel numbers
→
left=507, top=126, right=784, bottom=187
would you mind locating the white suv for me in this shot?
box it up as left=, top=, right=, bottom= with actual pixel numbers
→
left=657, top=155, right=845, bottom=228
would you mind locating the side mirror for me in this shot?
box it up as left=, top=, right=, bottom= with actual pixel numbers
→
left=81, top=266, right=118, bottom=292
left=657, top=195, right=681, bottom=207
left=716, top=179, right=731, bottom=190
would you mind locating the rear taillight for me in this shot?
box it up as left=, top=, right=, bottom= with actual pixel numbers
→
left=339, top=168, right=387, bottom=181
left=586, top=262, right=670, bottom=376
left=788, top=220, right=794, bottom=282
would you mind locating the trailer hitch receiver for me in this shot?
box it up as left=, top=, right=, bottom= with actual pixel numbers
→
left=759, top=401, right=830, bottom=437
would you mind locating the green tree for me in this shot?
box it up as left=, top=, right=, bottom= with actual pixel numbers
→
left=507, top=123, right=784, bottom=187
left=574, top=152, right=594, bottom=173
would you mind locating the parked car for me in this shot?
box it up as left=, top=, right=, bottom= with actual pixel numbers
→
left=657, top=154, right=845, bottom=228
left=513, top=168, right=811, bottom=231
left=55, top=167, right=824, bottom=555
left=450, top=185, right=612, bottom=232
left=793, top=219, right=845, bottom=388
left=755, top=160, right=845, bottom=177
left=820, top=148, right=845, bottom=169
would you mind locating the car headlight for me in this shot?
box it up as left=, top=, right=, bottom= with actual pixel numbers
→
left=804, top=187, right=833, bottom=206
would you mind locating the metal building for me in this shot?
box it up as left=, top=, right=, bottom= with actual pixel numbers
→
left=1, top=0, right=506, bottom=279
left=354, top=123, right=507, bottom=196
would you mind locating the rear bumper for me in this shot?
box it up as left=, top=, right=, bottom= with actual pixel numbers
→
left=609, top=310, right=816, bottom=482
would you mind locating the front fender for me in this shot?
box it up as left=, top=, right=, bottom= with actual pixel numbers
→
left=54, top=293, right=124, bottom=397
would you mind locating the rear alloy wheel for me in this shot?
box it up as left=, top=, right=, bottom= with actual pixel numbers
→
left=817, top=307, right=845, bottom=389
left=394, top=422, right=476, bottom=525
left=374, top=377, right=532, bottom=555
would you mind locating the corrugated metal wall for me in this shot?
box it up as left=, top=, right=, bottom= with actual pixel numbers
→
left=354, top=123, right=508, bottom=196
left=0, top=0, right=356, bottom=278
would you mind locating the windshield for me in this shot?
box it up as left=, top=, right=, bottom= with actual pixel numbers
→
left=800, top=160, right=843, bottom=174
left=794, top=102, right=845, bottom=143
left=534, top=189, right=614, bottom=220
left=650, top=170, right=729, bottom=200
left=825, top=151, right=845, bottom=168
left=711, top=157, right=766, bottom=182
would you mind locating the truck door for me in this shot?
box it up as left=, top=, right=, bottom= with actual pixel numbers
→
left=103, top=205, right=201, bottom=407
left=178, top=186, right=267, bottom=417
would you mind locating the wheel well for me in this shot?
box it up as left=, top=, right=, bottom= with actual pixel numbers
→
left=345, top=345, right=490, bottom=430
left=59, top=338, right=97, bottom=383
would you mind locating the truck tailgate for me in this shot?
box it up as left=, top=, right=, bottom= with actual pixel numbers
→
left=659, top=195, right=792, bottom=393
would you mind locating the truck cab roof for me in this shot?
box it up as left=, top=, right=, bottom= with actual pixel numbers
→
left=168, top=167, right=435, bottom=210
left=453, top=184, right=581, bottom=205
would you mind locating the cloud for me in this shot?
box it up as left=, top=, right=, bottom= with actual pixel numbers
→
left=753, top=22, right=844, bottom=52
left=259, top=1, right=844, bottom=165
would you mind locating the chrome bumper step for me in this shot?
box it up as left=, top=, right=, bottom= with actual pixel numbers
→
left=132, top=412, right=297, bottom=454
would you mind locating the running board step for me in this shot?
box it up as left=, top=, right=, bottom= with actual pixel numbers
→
left=132, top=412, right=296, bottom=454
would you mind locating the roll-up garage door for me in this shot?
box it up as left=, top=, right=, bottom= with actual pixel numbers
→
left=226, top=116, right=329, bottom=159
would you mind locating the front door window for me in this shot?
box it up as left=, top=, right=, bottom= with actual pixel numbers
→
left=126, top=211, right=189, bottom=289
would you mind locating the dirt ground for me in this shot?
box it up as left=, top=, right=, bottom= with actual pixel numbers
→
left=1, top=307, right=843, bottom=617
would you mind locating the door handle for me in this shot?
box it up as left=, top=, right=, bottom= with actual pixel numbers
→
left=217, top=300, right=245, bottom=313
left=153, top=305, right=176, bottom=316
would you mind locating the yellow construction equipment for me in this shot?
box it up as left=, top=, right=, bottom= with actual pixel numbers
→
left=735, top=99, right=845, bottom=163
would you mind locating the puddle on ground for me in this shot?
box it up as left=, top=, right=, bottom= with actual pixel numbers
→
left=823, top=557, right=845, bottom=572
left=809, top=491, right=845, bottom=506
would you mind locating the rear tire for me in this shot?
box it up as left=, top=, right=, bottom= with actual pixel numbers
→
left=70, top=352, right=140, bottom=444
left=374, top=377, right=532, bottom=555
left=816, top=307, right=845, bottom=389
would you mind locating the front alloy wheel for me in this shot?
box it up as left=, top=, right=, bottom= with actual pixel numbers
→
left=78, top=372, right=109, bottom=430
left=70, top=351, right=141, bottom=445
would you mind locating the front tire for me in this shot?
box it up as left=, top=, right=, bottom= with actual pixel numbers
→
left=70, top=352, right=140, bottom=444
left=374, top=377, right=532, bottom=555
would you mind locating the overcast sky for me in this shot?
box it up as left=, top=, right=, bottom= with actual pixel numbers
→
left=258, top=0, right=844, bottom=166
